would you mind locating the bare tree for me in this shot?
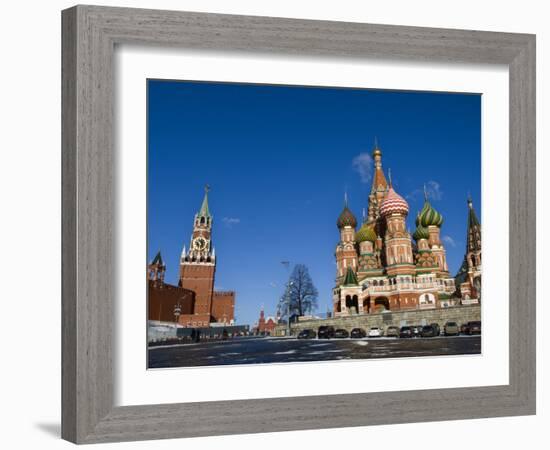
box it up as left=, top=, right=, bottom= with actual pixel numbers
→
left=279, top=264, right=318, bottom=318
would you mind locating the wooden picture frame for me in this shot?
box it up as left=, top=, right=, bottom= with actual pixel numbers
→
left=62, top=5, right=536, bottom=444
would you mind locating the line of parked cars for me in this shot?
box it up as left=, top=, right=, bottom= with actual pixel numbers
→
left=297, top=321, right=481, bottom=340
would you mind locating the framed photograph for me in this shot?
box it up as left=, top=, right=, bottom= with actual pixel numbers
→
left=62, top=5, right=535, bottom=444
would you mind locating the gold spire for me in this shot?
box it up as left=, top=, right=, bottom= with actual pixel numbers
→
left=372, top=136, right=382, bottom=158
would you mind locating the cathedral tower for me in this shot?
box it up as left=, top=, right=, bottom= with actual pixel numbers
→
left=417, top=187, right=449, bottom=275
left=379, top=177, right=415, bottom=276
left=335, top=193, right=358, bottom=283
left=367, top=139, right=389, bottom=223
left=456, top=196, right=482, bottom=299
left=466, top=196, right=482, bottom=268
left=179, top=185, right=216, bottom=317
left=413, top=221, right=438, bottom=273
left=355, top=221, right=382, bottom=274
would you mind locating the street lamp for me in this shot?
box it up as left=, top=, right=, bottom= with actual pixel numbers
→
left=174, top=302, right=181, bottom=325
left=174, top=302, right=182, bottom=340
left=281, top=261, right=291, bottom=336
left=286, top=280, right=294, bottom=336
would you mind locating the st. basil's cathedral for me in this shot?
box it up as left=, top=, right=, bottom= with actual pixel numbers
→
left=333, top=142, right=481, bottom=316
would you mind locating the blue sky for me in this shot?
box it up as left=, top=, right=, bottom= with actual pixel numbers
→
left=147, top=80, right=481, bottom=327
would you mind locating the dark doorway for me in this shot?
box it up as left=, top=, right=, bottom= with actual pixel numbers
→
left=346, top=295, right=359, bottom=314
left=374, top=297, right=390, bottom=312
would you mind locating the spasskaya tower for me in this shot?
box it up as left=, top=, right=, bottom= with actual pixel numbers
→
left=179, top=185, right=216, bottom=316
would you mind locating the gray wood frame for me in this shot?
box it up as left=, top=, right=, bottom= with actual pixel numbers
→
left=62, top=5, right=536, bottom=444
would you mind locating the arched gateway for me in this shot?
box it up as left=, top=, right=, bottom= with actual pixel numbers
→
left=374, top=296, right=390, bottom=312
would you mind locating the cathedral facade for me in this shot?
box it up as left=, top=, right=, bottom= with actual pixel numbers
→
left=147, top=186, right=236, bottom=328
left=333, top=143, right=480, bottom=316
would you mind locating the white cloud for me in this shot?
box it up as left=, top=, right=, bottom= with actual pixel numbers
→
left=222, top=217, right=240, bottom=228
left=426, top=181, right=443, bottom=200
left=352, top=152, right=373, bottom=184
left=269, top=282, right=277, bottom=288
left=442, top=235, right=456, bottom=247
left=406, top=180, right=443, bottom=201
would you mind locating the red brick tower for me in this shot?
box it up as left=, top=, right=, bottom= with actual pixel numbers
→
left=148, top=251, right=166, bottom=285
left=179, top=185, right=216, bottom=318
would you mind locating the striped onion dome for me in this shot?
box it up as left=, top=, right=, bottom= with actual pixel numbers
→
left=418, top=200, right=444, bottom=227
left=413, top=225, right=430, bottom=241
left=337, top=206, right=357, bottom=229
left=380, top=186, right=409, bottom=217
left=355, top=222, right=377, bottom=243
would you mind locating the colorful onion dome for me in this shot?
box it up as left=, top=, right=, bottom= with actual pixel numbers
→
left=355, top=222, right=377, bottom=243
left=418, top=200, right=444, bottom=227
left=337, top=205, right=357, bottom=229
left=380, top=186, right=409, bottom=217
left=413, top=225, right=430, bottom=241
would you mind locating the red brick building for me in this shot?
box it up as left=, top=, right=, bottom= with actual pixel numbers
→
left=253, top=307, right=279, bottom=335
left=147, top=252, right=195, bottom=323
left=147, top=186, right=236, bottom=328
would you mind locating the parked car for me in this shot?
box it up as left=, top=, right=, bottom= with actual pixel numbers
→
left=334, top=328, right=349, bottom=338
left=399, top=326, right=413, bottom=338
left=460, top=323, right=470, bottom=334
left=430, top=323, right=441, bottom=336
left=317, top=325, right=335, bottom=339
left=444, top=321, right=460, bottom=336
left=350, top=328, right=367, bottom=338
left=297, top=329, right=316, bottom=339
left=368, top=327, right=382, bottom=337
left=411, top=325, right=423, bottom=337
left=386, top=326, right=400, bottom=338
left=421, top=325, right=436, bottom=338
left=466, top=321, right=481, bottom=335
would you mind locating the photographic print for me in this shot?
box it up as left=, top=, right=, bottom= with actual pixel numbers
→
left=147, top=80, right=482, bottom=369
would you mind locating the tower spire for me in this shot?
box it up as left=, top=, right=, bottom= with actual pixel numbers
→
left=423, top=183, right=428, bottom=201
left=467, top=197, right=480, bottom=228
left=388, top=168, right=393, bottom=188
left=199, top=184, right=211, bottom=217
